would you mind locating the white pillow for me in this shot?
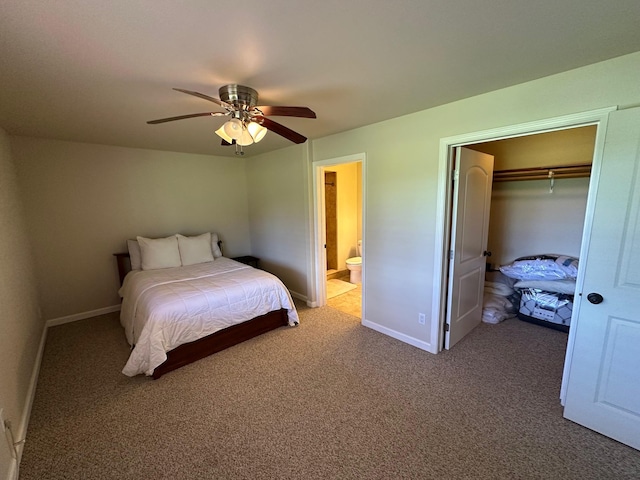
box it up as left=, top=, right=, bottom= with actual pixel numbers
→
left=127, top=239, right=142, bottom=270
left=177, top=233, right=214, bottom=266
left=137, top=235, right=182, bottom=270
left=211, top=233, right=223, bottom=258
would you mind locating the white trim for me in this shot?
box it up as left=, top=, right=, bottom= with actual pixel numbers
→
left=433, top=106, right=617, bottom=400
left=303, top=142, right=318, bottom=307
left=46, top=304, right=121, bottom=327
left=288, top=289, right=311, bottom=305
left=362, top=319, right=433, bottom=352
left=559, top=112, right=611, bottom=404
left=8, top=322, right=48, bottom=479
left=311, top=153, right=366, bottom=310
left=6, top=462, right=17, bottom=480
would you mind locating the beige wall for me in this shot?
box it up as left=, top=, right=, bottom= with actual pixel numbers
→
left=0, top=127, right=43, bottom=462
left=472, top=125, right=597, bottom=170
left=12, top=138, right=251, bottom=320
left=470, top=127, right=595, bottom=266
left=246, top=144, right=311, bottom=297
left=488, top=178, right=590, bottom=267
left=306, top=51, right=640, bottom=348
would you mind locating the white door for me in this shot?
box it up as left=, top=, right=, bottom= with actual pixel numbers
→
left=445, top=147, right=494, bottom=349
left=563, top=108, right=640, bottom=450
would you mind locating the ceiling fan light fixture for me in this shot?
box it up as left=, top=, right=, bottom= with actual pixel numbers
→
left=214, top=126, right=233, bottom=143
left=236, top=127, right=255, bottom=146
left=247, top=121, right=267, bottom=143
left=223, top=118, right=243, bottom=140
left=148, top=85, right=316, bottom=150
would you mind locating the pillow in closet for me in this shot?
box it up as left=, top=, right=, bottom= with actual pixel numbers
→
left=137, top=235, right=182, bottom=270
left=177, top=233, right=214, bottom=266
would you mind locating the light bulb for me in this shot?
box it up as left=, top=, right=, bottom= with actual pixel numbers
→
left=223, top=118, right=243, bottom=140
left=247, top=122, right=267, bottom=143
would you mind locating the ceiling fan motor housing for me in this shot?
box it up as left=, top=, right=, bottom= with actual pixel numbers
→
left=219, top=84, right=259, bottom=109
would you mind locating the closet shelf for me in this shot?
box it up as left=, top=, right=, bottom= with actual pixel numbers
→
left=493, top=163, right=591, bottom=182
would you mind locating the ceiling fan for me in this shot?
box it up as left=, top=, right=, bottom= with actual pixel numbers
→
left=148, top=84, right=316, bottom=155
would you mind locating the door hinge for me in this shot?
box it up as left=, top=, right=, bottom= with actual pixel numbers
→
left=449, top=250, right=454, bottom=260
left=444, top=323, right=450, bottom=332
left=453, top=170, right=459, bottom=182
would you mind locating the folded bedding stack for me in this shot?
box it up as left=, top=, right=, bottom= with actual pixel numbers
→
left=498, top=254, right=578, bottom=332
left=482, top=271, right=519, bottom=324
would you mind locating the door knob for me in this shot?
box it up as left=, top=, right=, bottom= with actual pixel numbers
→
left=483, top=251, right=492, bottom=257
left=587, top=293, right=604, bottom=304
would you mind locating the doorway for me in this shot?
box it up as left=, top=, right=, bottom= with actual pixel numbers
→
left=433, top=107, right=615, bottom=403
left=312, top=153, right=366, bottom=317
left=444, top=127, right=596, bottom=349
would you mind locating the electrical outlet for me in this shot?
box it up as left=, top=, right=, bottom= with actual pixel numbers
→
left=418, top=313, right=426, bottom=325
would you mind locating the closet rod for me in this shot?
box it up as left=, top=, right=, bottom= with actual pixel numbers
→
left=493, top=163, right=591, bottom=182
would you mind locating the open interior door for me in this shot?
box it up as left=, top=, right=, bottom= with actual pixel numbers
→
left=563, top=107, right=640, bottom=450
left=445, top=147, right=494, bottom=349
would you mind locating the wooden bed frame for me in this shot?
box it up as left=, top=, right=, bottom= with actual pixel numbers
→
left=113, top=251, right=289, bottom=379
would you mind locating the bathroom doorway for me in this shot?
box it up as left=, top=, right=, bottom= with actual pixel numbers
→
left=312, top=153, right=366, bottom=319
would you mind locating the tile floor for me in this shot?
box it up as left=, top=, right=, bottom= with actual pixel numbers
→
left=326, top=272, right=362, bottom=318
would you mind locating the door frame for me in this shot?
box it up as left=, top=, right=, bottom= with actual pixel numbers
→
left=312, top=153, right=366, bottom=308
left=432, top=107, right=616, bottom=402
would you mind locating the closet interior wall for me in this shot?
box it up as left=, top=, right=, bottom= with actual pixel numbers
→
left=469, top=126, right=597, bottom=269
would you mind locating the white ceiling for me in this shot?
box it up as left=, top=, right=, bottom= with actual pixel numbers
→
left=1, top=1, right=639, bottom=157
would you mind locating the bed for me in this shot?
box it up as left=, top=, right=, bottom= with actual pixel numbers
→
left=115, top=233, right=298, bottom=378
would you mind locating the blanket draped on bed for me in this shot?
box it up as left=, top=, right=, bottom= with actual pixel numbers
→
left=119, top=257, right=299, bottom=376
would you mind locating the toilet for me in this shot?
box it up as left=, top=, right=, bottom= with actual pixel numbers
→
left=346, top=240, right=362, bottom=284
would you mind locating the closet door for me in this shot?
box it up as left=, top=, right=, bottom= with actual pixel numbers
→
left=445, top=147, right=494, bottom=349
left=563, top=108, right=640, bottom=450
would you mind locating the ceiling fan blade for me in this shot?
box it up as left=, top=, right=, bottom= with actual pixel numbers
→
left=147, top=112, right=225, bottom=124
left=256, top=116, right=308, bottom=144
left=254, top=106, right=316, bottom=118
left=173, top=88, right=227, bottom=107
left=221, top=139, right=235, bottom=146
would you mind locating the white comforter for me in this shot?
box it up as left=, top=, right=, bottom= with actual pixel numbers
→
left=119, top=257, right=299, bottom=377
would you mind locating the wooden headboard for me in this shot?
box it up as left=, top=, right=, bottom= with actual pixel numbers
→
left=114, top=240, right=223, bottom=286
left=113, top=252, right=131, bottom=286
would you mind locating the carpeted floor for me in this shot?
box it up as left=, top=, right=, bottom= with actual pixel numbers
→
left=19, top=304, right=640, bottom=479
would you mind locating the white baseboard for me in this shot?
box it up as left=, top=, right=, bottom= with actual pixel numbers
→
left=362, top=319, right=436, bottom=354
left=46, top=304, right=121, bottom=327
left=288, top=289, right=318, bottom=307
left=7, top=321, right=48, bottom=480
left=288, top=289, right=308, bottom=303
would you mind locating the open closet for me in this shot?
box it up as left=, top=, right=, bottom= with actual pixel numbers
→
left=469, top=125, right=597, bottom=332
